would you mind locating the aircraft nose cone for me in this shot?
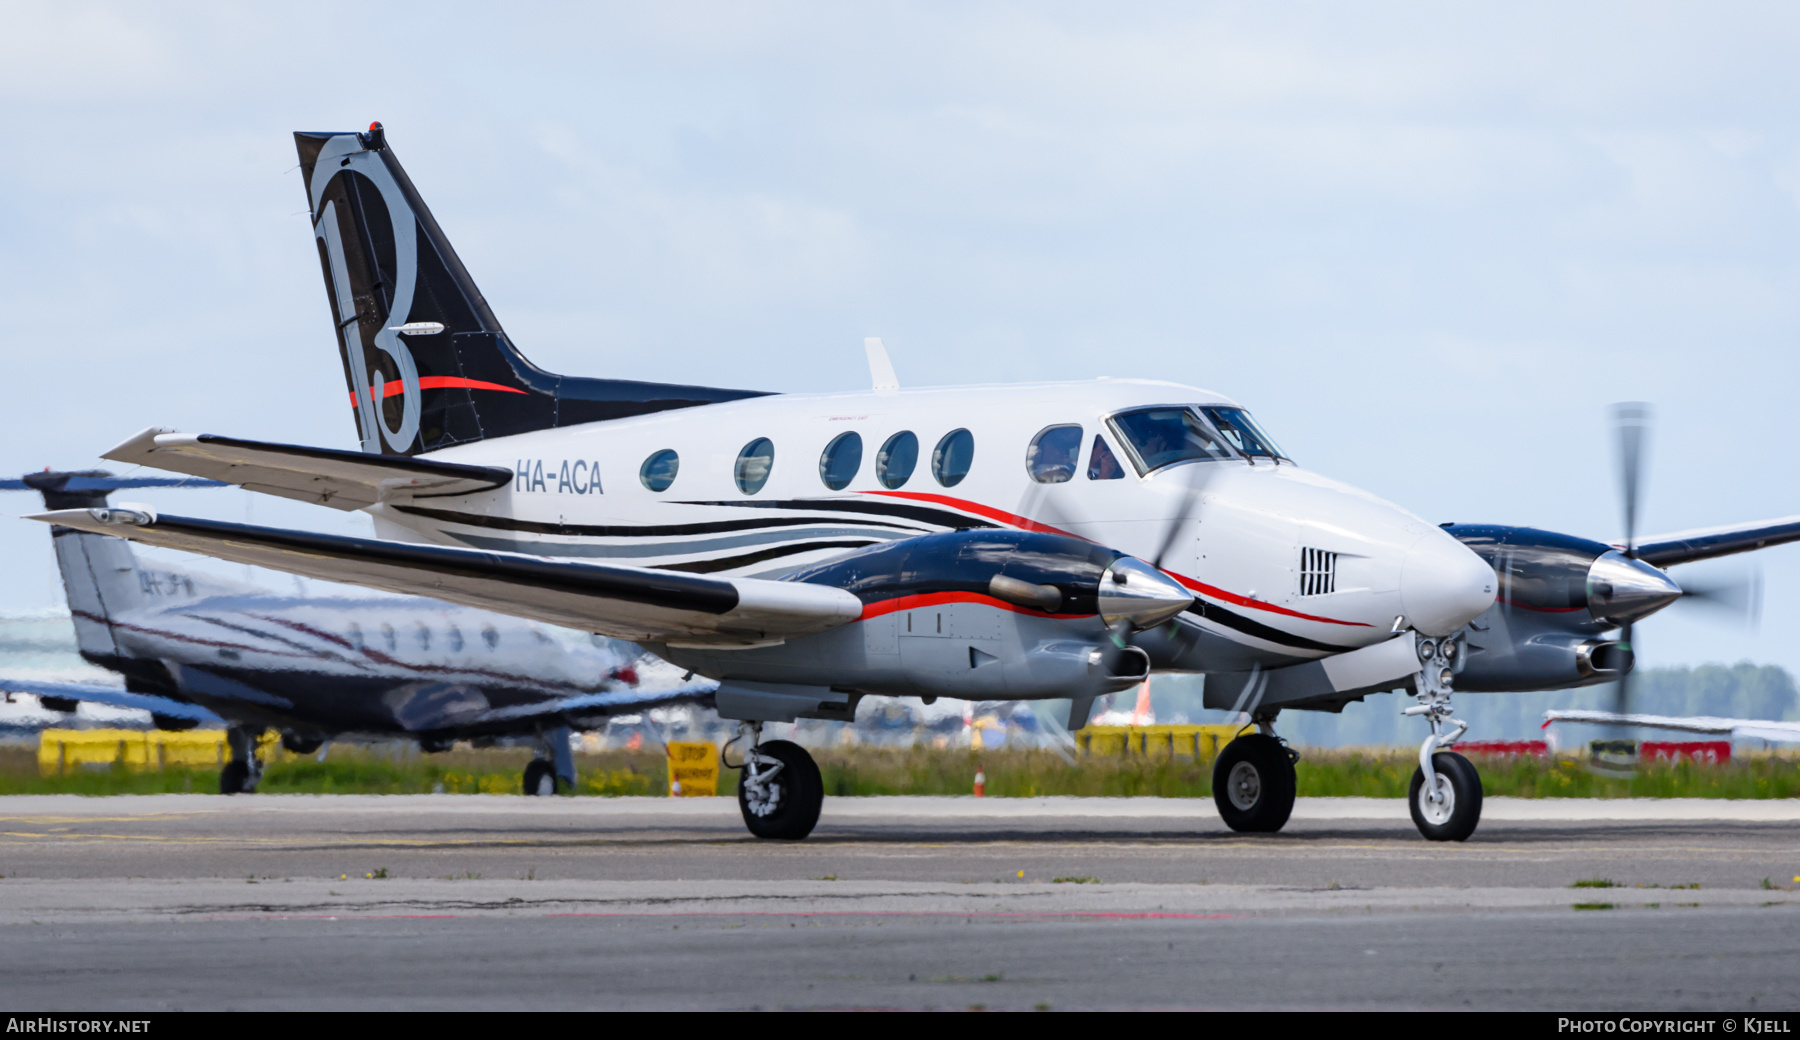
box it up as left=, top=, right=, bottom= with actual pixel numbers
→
left=1586, top=550, right=1682, bottom=623
left=1400, top=531, right=1497, bottom=637
left=1099, top=557, right=1195, bottom=630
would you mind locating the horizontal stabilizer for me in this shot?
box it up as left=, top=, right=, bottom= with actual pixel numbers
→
left=28, top=509, right=863, bottom=647
left=1633, top=516, right=1800, bottom=568
left=102, top=428, right=512, bottom=510
left=1544, top=709, right=1800, bottom=743
left=0, top=678, right=224, bottom=723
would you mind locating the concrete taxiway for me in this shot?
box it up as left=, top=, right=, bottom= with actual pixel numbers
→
left=0, top=794, right=1796, bottom=1010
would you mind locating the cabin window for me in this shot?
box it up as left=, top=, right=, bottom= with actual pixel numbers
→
left=482, top=625, right=500, bottom=650
left=1110, top=407, right=1234, bottom=474
left=639, top=449, right=679, bottom=492
left=819, top=432, right=862, bottom=491
left=347, top=622, right=364, bottom=650
left=380, top=623, right=397, bottom=652
left=415, top=623, right=431, bottom=650
left=447, top=625, right=464, bottom=652
left=932, top=429, right=975, bottom=487
left=735, top=438, right=775, bottom=495
left=1087, top=435, right=1124, bottom=480
left=876, top=431, right=919, bottom=489
left=1200, top=406, right=1290, bottom=462
left=1026, top=425, right=1083, bottom=483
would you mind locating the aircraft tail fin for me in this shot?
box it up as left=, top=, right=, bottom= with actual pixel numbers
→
left=294, top=123, right=769, bottom=458
left=22, top=472, right=149, bottom=662
left=16, top=472, right=236, bottom=669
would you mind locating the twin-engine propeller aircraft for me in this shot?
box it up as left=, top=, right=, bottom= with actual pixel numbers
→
left=33, top=124, right=1800, bottom=841
left=4, top=471, right=702, bottom=794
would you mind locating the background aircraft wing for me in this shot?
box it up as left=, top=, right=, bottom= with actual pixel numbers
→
left=102, top=428, right=512, bottom=509
left=0, top=677, right=225, bottom=723
left=30, top=509, right=863, bottom=647
left=1543, top=709, right=1800, bottom=743
left=1632, top=516, right=1800, bottom=567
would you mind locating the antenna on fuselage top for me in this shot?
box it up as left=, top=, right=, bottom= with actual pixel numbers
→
left=864, top=337, right=899, bottom=395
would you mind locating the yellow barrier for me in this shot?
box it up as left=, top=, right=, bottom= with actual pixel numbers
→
left=37, top=728, right=279, bottom=775
left=1077, top=724, right=1243, bottom=759
left=667, top=741, right=719, bottom=796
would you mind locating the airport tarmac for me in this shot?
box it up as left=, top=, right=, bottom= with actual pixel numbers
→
left=1, top=794, right=1797, bottom=1010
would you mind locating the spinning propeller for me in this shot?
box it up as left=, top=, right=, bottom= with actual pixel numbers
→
left=1606, top=403, right=1762, bottom=718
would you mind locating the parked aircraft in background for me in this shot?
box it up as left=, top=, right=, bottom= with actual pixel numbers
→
left=1544, top=709, right=1800, bottom=745
left=33, top=123, right=1800, bottom=843
left=3, top=471, right=706, bottom=794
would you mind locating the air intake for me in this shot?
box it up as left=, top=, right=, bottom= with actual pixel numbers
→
left=1299, top=548, right=1337, bottom=596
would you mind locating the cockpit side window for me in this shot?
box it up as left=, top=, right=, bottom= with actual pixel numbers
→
left=1087, top=435, right=1124, bottom=480
left=1109, top=407, right=1234, bottom=474
left=1201, top=406, right=1289, bottom=462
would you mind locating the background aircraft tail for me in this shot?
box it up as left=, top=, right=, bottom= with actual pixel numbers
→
left=294, top=123, right=768, bottom=458
left=16, top=473, right=236, bottom=688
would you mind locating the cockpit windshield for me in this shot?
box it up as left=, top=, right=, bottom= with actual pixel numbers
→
left=1200, top=406, right=1289, bottom=462
left=1109, top=407, right=1236, bottom=473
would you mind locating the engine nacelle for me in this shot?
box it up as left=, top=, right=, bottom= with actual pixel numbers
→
left=1456, top=629, right=1631, bottom=692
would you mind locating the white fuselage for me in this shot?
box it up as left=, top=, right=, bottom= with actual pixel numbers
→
left=369, top=378, right=1494, bottom=666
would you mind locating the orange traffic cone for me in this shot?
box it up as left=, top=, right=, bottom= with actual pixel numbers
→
left=973, top=768, right=986, bottom=797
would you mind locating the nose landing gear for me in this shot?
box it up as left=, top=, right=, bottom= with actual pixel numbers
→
left=1404, top=635, right=1483, bottom=842
left=727, top=723, right=823, bottom=840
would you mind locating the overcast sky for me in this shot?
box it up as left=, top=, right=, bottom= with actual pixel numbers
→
left=2, top=1, right=1798, bottom=676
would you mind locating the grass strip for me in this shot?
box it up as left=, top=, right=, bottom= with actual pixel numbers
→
left=4, top=744, right=1798, bottom=798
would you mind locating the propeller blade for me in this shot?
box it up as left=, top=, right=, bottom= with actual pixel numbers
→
left=1611, top=620, right=1634, bottom=719
left=1150, top=468, right=1206, bottom=571
left=1610, top=402, right=1652, bottom=557
left=1673, top=567, right=1764, bottom=629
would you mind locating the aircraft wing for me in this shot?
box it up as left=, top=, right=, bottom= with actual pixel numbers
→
left=1543, top=709, right=1800, bottom=744
left=0, top=678, right=225, bottom=723
left=28, top=509, right=864, bottom=647
left=1633, top=516, right=1800, bottom=568
left=102, top=428, right=512, bottom=510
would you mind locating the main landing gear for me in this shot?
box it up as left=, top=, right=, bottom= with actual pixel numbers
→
left=522, top=725, right=576, bottom=796
left=220, top=725, right=264, bottom=794
left=727, top=723, right=823, bottom=840
left=1212, top=715, right=1298, bottom=833
left=1403, top=635, right=1483, bottom=842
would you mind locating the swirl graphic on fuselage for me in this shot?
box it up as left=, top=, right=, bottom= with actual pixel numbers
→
left=309, top=134, right=422, bottom=454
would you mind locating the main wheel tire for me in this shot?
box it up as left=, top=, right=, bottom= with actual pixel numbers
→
left=1409, top=751, right=1483, bottom=842
left=281, top=732, right=324, bottom=755
left=737, top=739, right=823, bottom=840
left=219, top=759, right=252, bottom=795
left=1212, top=734, right=1297, bottom=833
left=522, top=759, right=558, bottom=796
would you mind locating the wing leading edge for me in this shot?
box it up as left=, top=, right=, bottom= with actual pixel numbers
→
left=27, top=509, right=862, bottom=646
left=1633, top=516, right=1800, bottom=568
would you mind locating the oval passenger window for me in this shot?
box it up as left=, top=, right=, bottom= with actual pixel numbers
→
left=819, top=432, right=862, bottom=491
left=876, top=431, right=918, bottom=489
left=1027, top=425, right=1083, bottom=484
left=735, top=437, right=775, bottom=495
left=639, top=449, right=679, bottom=492
left=932, top=428, right=975, bottom=487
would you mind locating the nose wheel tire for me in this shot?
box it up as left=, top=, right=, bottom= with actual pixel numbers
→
left=1211, top=734, right=1296, bottom=833
left=1409, top=751, right=1482, bottom=842
left=737, top=739, right=823, bottom=840
left=522, top=759, right=560, bottom=796
left=219, top=760, right=255, bottom=795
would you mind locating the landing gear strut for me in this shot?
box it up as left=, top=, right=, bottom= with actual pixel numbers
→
left=522, top=725, right=575, bottom=796
left=1404, top=635, right=1482, bottom=842
left=728, top=723, right=823, bottom=840
left=1212, top=714, right=1298, bottom=833
left=220, top=725, right=264, bottom=794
